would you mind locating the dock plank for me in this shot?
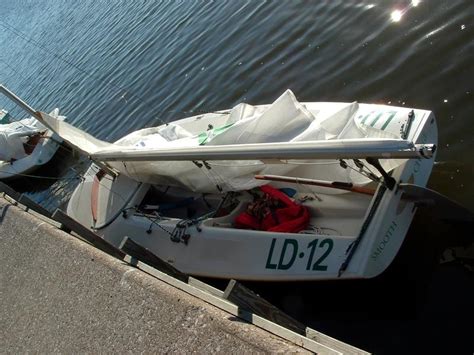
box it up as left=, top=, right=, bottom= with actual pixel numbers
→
left=223, top=279, right=306, bottom=335
left=18, top=194, right=52, bottom=218
left=306, top=328, right=370, bottom=355
left=123, top=256, right=342, bottom=355
left=52, top=209, right=125, bottom=259
left=0, top=181, right=21, bottom=200
left=120, top=236, right=189, bottom=283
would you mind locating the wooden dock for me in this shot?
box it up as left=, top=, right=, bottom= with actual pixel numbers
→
left=0, top=181, right=369, bottom=354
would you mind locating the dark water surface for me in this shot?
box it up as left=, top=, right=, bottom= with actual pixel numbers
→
left=1, top=1, right=473, bottom=353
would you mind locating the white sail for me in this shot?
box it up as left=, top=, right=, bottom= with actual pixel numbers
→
left=38, top=111, right=110, bottom=154
left=34, top=89, right=432, bottom=192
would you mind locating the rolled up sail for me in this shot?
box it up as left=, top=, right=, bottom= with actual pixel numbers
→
left=37, top=111, right=110, bottom=154
left=90, top=139, right=434, bottom=162
left=32, top=88, right=434, bottom=193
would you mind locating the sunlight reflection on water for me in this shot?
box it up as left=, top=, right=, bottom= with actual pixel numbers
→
left=390, top=0, right=421, bottom=22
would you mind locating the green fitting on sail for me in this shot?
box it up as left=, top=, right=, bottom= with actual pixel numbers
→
left=198, top=122, right=235, bottom=145
left=0, top=110, right=10, bottom=124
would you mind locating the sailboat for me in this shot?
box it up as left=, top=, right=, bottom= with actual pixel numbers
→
left=1, top=84, right=443, bottom=281
left=0, top=108, right=64, bottom=180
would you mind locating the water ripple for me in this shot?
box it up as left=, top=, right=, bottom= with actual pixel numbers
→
left=0, top=0, right=472, bottom=208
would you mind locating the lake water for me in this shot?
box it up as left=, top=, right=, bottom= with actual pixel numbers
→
left=1, top=1, right=472, bottom=353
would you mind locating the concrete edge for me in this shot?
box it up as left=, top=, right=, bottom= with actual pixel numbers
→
left=0, top=194, right=370, bottom=354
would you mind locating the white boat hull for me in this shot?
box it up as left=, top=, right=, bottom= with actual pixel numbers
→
left=67, top=101, right=437, bottom=281
left=0, top=129, right=63, bottom=180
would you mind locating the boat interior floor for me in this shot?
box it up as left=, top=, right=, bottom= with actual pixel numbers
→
left=23, top=132, right=44, bottom=155
left=136, top=184, right=372, bottom=237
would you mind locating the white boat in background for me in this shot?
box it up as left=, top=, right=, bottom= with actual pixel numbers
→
left=1, top=84, right=443, bottom=281
left=0, top=108, right=64, bottom=180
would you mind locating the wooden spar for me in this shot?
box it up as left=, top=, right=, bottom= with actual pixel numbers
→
left=256, top=177, right=474, bottom=223
left=254, top=174, right=376, bottom=196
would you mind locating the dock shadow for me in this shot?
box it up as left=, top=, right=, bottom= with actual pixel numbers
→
left=0, top=203, right=11, bottom=224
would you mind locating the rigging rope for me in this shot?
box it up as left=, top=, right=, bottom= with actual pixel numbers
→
left=339, top=159, right=382, bottom=186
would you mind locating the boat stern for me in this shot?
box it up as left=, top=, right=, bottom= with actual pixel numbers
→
left=354, top=110, right=438, bottom=278
left=67, top=164, right=147, bottom=234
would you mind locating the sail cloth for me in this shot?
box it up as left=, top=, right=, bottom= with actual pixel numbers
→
left=38, top=110, right=109, bottom=154
left=0, top=109, right=63, bottom=161
left=37, top=90, right=409, bottom=192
